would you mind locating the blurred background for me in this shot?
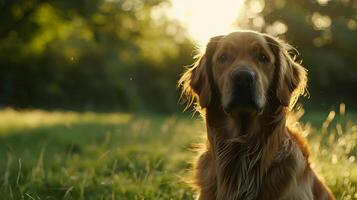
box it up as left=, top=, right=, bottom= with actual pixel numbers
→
left=1, top=0, right=356, bottom=113
left=0, top=0, right=356, bottom=199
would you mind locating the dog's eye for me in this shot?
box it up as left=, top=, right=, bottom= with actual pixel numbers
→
left=257, top=53, right=269, bottom=63
left=218, top=53, right=229, bottom=63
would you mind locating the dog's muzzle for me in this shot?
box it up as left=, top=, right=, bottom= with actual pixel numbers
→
left=223, top=68, right=262, bottom=116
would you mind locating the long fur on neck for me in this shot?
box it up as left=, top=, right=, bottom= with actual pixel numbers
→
left=206, top=105, right=286, bottom=200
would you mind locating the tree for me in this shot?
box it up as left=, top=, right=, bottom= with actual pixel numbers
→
left=0, top=0, right=194, bottom=112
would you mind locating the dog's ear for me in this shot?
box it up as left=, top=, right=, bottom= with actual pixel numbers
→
left=179, top=36, right=223, bottom=108
left=190, top=55, right=211, bottom=107
left=264, top=35, right=307, bottom=108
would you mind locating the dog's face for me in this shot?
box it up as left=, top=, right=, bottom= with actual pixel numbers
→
left=212, top=32, right=275, bottom=116
left=180, top=31, right=306, bottom=118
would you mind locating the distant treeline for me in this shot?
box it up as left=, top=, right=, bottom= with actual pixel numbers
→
left=0, top=0, right=356, bottom=112
left=0, top=0, right=194, bottom=112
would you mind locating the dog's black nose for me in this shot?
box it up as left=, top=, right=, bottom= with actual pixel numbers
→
left=231, top=68, right=255, bottom=87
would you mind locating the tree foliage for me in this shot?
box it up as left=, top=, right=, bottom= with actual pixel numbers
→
left=0, top=0, right=193, bottom=112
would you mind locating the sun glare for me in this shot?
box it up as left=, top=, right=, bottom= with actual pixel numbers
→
left=169, top=0, right=245, bottom=46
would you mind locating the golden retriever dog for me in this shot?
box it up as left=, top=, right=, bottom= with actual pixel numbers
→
left=179, top=30, right=335, bottom=200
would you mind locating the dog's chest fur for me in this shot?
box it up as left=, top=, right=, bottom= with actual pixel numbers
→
left=195, top=132, right=312, bottom=200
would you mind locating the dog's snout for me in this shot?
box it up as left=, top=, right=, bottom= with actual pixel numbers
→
left=231, top=68, right=256, bottom=87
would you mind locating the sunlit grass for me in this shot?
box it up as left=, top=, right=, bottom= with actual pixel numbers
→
left=0, top=109, right=199, bottom=199
left=288, top=104, right=357, bottom=199
left=0, top=108, right=132, bottom=134
left=309, top=110, right=357, bottom=199
left=0, top=108, right=356, bottom=199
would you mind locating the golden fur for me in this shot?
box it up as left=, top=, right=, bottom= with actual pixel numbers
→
left=178, top=31, right=335, bottom=200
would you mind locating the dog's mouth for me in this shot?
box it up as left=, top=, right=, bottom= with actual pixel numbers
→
left=223, top=88, right=263, bottom=117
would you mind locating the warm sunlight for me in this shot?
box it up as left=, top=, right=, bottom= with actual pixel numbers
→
left=169, top=0, right=245, bottom=45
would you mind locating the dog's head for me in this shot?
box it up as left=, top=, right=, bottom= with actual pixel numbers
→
left=180, top=31, right=307, bottom=118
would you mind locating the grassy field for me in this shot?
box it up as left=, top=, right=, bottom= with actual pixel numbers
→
left=0, top=108, right=356, bottom=200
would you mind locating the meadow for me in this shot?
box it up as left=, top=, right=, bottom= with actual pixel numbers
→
left=0, top=107, right=356, bottom=200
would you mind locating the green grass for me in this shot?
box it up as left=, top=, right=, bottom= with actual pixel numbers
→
left=0, top=107, right=356, bottom=200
